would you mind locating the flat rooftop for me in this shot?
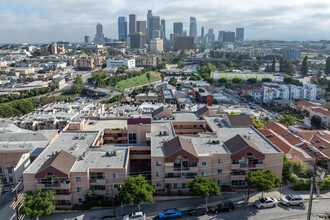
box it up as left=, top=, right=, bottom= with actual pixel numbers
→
left=84, top=119, right=127, bottom=131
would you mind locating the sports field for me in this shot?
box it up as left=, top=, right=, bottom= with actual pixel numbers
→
left=217, top=72, right=273, bottom=81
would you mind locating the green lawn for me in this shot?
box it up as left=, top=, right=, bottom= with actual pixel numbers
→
left=219, top=73, right=273, bottom=81
left=110, top=73, right=161, bottom=90
left=210, top=72, right=214, bottom=78
left=219, top=73, right=244, bottom=79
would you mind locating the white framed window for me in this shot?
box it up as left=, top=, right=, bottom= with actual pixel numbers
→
left=218, top=159, right=223, bottom=164
left=76, top=177, right=81, bottom=182
left=218, top=169, right=223, bottom=174
left=156, top=183, right=162, bottom=187
left=202, top=161, right=207, bottom=166
left=77, top=187, right=81, bottom=192
left=156, top=172, right=162, bottom=177
left=218, top=179, right=223, bottom=185
left=202, top=172, right=207, bottom=177
left=78, top=198, right=83, bottom=203
left=113, top=173, right=118, bottom=178
left=156, top=161, right=162, bottom=166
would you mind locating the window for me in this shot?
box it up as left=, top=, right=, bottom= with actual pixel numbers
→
left=128, top=133, right=137, bottom=144
left=173, top=183, right=177, bottom=189
left=218, top=169, right=223, bottom=174
left=202, top=172, right=207, bottom=177
left=181, top=183, right=186, bottom=189
left=77, top=187, right=81, bottom=192
left=114, top=184, right=118, bottom=188
left=201, top=161, right=207, bottom=166
left=56, top=200, right=71, bottom=206
left=8, top=168, right=13, bottom=174
left=90, top=185, right=106, bottom=191
left=218, top=159, right=223, bottom=164
left=156, top=183, right=161, bottom=188
left=217, top=179, right=223, bottom=185
left=76, top=177, right=81, bottom=182
left=78, top=198, right=83, bottom=203
left=193, top=125, right=197, bottom=128
left=156, top=172, right=161, bottom=177
left=0, top=167, right=3, bottom=175
left=156, top=161, right=162, bottom=166
left=165, top=183, right=171, bottom=189
left=9, top=176, right=13, bottom=183
left=231, top=180, right=246, bottom=186
left=113, top=173, right=118, bottom=178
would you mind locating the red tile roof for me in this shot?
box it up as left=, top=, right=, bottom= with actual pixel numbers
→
left=264, top=121, right=290, bottom=136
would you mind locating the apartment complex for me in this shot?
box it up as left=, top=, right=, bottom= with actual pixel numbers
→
left=23, top=109, right=283, bottom=208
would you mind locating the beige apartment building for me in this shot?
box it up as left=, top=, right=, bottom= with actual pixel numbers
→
left=23, top=108, right=283, bottom=208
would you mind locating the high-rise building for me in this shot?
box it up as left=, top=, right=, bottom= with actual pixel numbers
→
left=84, top=35, right=90, bottom=43
left=149, top=16, right=160, bottom=41
left=183, top=30, right=187, bottom=37
left=51, top=42, right=57, bottom=54
left=283, top=49, right=301, bottom=59
left=207, top=28, right=215, bottom=42
left=236, top=28, right=244, bottom=41
left=201, top=26, right=204, bottom=38
left=152, top=30, right=161, bottom=39
left=150, top=38, right=163, bottom=53
left=94, top=23, right=105, bottom=45
left=218, top=31, right=225, bottom=42
left=174, top=36, right=194, bottom=50
left=136, top=21, right=147, bottom=34
left=147, top=10, right=153, bottom=40
left=223, top=31, right=235, bottom=43
left=173, top=22, right=183, bottom=36
left=189, top=17, right=197, bottom=41
left=161, top=19, right=166, bottom=39
left=118, top=17, right=128, bottom=41
left=129, top=14, right=137, bottom=35
left=130, top=32, right=145, bottom=49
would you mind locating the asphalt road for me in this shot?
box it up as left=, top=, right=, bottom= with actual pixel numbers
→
left=167, top=199, right=330, bottom=220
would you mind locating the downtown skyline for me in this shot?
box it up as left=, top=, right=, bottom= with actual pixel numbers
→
left=1, top=0, right=330, bottom=43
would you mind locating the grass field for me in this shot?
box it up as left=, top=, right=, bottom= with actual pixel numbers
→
left=218, top=73, right=273, bottom=81
left=110, top=72, right=161, bottom=90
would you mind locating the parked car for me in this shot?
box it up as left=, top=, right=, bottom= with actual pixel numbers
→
left=158, top=208, right=182, bottom=219
left=189, top=205, right=208, bottom=216
left=209, top=201, right=235, bottom=213
left=254, top=197, right=277, bottom=209
left=281, top=194, right=305, bottom=206
left=123, top=211, right=146, bottom=220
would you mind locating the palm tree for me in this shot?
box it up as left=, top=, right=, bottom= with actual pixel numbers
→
left=146, top=72, right=151, bottom=83
left=266, top=88, right=272, bottom=110
left=160, top=73, right=165, bottom=82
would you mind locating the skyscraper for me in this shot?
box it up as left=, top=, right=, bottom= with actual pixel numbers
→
left=201, top=26, right=204, bottom=37
left=218, top=31, right=225, bottom=42
left=129, top=14, right=137, bottom=35
left=149, top=16, right=160, bottom=40
left=223, top=31, right=235, bottom=43
left=147, top=10, right=153, bottom=38
left=118, top=17, right=128, bottom=41
left=84, top=35, right=90, bottom=43
left=236, top=28, right=244, bottom=41
left=130, top=32, right=145, bottom=49
left=94, top=23, right=105, bottom=45
left=173, top=22, right=183, bottom=36
left=136, top=21, right=146, bottom=34
left=189, top=17, right=197, bottom=41
left=161, top=19, right=166, bottom=39
left=207, top=28, right=215, bottom=42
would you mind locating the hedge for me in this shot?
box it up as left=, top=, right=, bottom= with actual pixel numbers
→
left=286, top=172, right=330, bottom=191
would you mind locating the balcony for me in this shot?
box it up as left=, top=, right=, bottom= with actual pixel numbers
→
left=55, top=192, right=72, bottom=200
left=36, top=181, right=71, bottom=189
left=89, top=178, right=106, bottom=184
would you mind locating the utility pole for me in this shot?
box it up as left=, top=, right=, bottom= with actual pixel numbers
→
left=110, top=185, right=116, bottom=217
left=11, top=180, right=23, bottom=220
left=307, top=156, right=318, bottom=220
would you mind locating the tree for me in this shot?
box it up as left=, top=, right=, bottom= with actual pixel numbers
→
left=20, top=189, right=55, bottom=220
left=190, top=76, right=198, bottom=81
left=325, top=57, right=330, bottom=75
left=12, top=100, right=35, bottom=115
left=169, top=77, right=177, bottom=87
left=310, top=76, right=318, bottom=85
left=301, top=56, right=308, bottom=76
left=271, top=58, right=276, bottom=72
left=247, top=78, right=257, bottom=84
left=117, top=175, right=155, bottom=210
left=252, top=118, right=264, bottom=129
left=188, top=176, right=220, bottom=204
left=285, top=61, right=295, bottom=76
left=301, top=109, right=310, bottom=117
left=279, top=57, right=286, bottom=72
left=146, top=72, right=151, bottom=83
left=218, top=77, right=227, bottom=84
left=245, top=169, right=281, bottom=198
left=230, top=111, right=238, bottom=115
left=71, top=75, right=84, bottom=94
left=279, top=114, right=296, bottom=127
left=232, top=78, right=242, bottom=84
left=262, top=78, right=272, bottom=82
left=160, top=73, right=165, bottom=82
left=251, top=62, right=259, bottom=72
left=0, top=104, right=14, bottom=118
left=265, top=63, right=270, bottom=72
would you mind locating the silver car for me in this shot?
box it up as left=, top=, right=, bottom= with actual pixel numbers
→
left=254, top=197, right=277, bottom=209
left=281, top=194, right=304, bottom=206
left=123, top=211, right=146, bottom=220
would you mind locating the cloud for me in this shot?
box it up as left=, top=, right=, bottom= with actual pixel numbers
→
left=0, top=0, right=330, bottom=43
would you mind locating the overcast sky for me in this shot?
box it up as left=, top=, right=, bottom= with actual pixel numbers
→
left=1, top=0, right=330, bottom=43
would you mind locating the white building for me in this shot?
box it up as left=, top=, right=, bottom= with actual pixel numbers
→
left=150, top=38, right=163, bottom=53
left=106, top=58, right=135, bottom=69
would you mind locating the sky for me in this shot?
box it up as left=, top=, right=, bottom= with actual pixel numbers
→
left=1, top=0, right=330, bottom=43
